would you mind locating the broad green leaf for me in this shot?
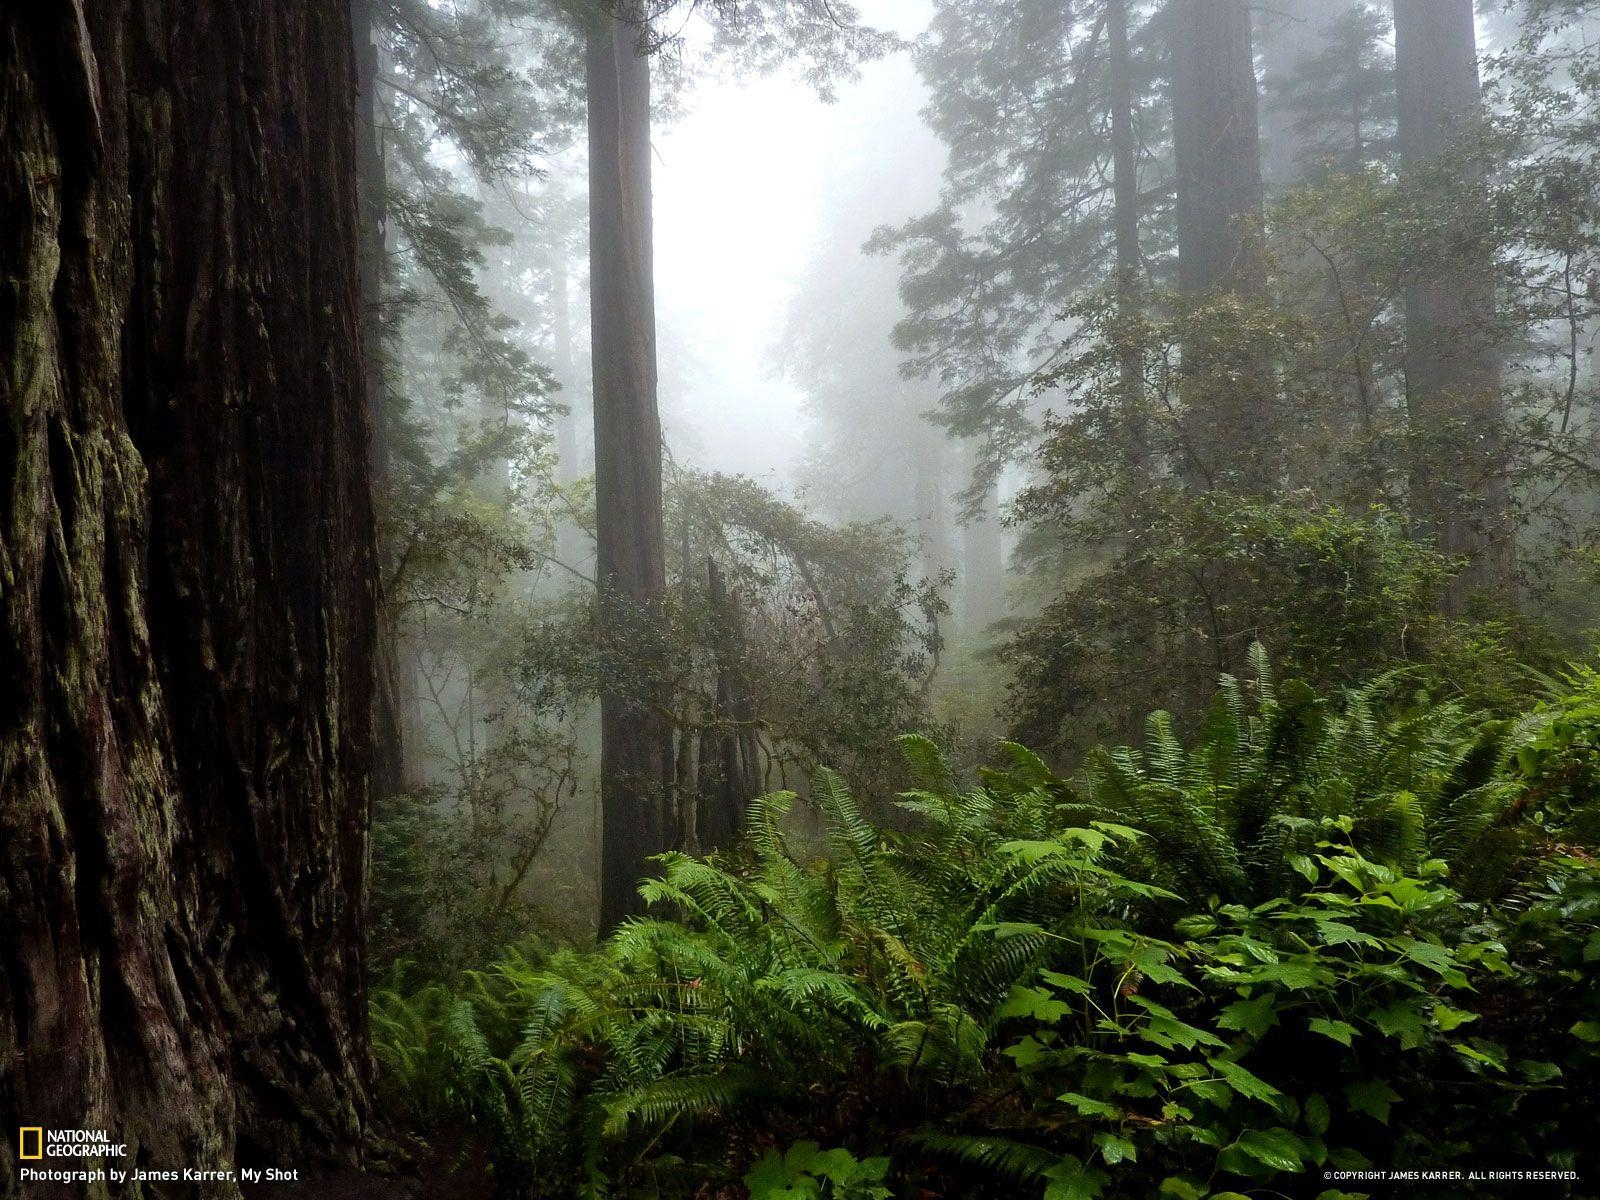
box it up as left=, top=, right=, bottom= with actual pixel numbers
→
left=1519, top=1059, right=1562, bottom=1083
left=1093, top=1132, right=1137, bottom=1165
left=1452, top=1042, right=1508, bottom=1072
left=1315, top=921, right=1379, bottom=948
left=1059, top=1092, right=1121, bottom=1120
left=1211, top=1057, right=1284, bottom=1106
left=1041, top=970, right=1093, bottom=995
left=1345, top=1079, right=1401, bottom=1123
left=1005, top=1036, right=1048, bottom=1068
left=1043, top=1157, right=1108, bottom=1200
left=1305, top=1092, right=1331, bottom=1136
left=1388, top=936, right=1457, bottom=977
left=1248, top=960, right=1325, bottom=990
left=1235, top=1127, right=1308, bottom=1173
left=999, top=986, right=1073, bottom=1023
left=1309, top=1018, right=1357, bottom=1046
left=1217, top=994, right=1278, bottom=1039
left=1175, top=914, right=1218, bottom=938
left=1432, top=1005, right=1477, bottom=1032
left=1372, top=1001, right=1427, bottom=1047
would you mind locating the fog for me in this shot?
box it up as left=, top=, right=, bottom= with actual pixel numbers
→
left=13, top=0, right=1600, bottom=1188
left=654, top=0, right=941, bottom=486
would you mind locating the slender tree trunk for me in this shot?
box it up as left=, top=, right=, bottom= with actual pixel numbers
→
left=915, top=436, right=951, bottom=584
left=1, top=1, right=376, bottom=1193
left=962, top=478, right=1006, bottom=635
left=1393, top=0, right=1514, bottom=605
left=1107, top=0, right=1146, bottom=465
left=587, top=10, right=674, bottom=932
left=354, top=0, right=412, bottom=802
left=1169, top=0, right=1273, bottom=490
left=697, top=559, right=760, bottom=852
left=552, top=249, right=590, bottom=573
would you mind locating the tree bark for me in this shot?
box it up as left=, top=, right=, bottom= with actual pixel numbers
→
left=1169, top=0, right=1273, bottom=490
left=353, top=0, right=412, bottom=803
left=552, top=248, right=591, bottom=573
left=1, top=2, right=376, bottom=1193
left=587, top=10, right=674, bottom=932
left=1393, top=0, right=1514, bottom=605
left=697, top=559, right=761, bottom=852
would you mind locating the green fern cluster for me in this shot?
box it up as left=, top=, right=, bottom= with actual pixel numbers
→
left=373, top=745, right=1168, bottom=1194
left=1081, top=645, right=1573, bottom=905
left=371, top=656, right=1600, bottom=1198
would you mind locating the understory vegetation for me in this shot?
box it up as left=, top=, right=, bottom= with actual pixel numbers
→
left=356, top=0, right=1600, bottom=1196
left=373, top=652, right=1600, bottom=1198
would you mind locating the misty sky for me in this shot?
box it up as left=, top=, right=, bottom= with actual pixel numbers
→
left=652, top=0, right=941, bottom=487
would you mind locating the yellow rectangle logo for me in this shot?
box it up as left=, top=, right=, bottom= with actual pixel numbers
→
left=18, top=1128, right=42, bottom=1160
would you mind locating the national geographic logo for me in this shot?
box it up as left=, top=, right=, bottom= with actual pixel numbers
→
left=16, top=1127, right=129, bottom=1159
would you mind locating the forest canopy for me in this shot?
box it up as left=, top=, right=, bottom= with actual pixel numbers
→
left=1, top=0, right=1598, bottom=1198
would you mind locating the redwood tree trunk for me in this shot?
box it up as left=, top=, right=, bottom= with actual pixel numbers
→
left=1169, top=0, right=1273, bottom=490
left=697, top=559, right=761, bottom=853
left=1, top=2, right=376, bottom=1193
left=1393, top=0, right=1514, bottom=605
left=354, top=0, right=412, bottom=802
left=588, top=11, right=674, bottom=932
left=962, top=476, right=1006, bottom=635
left=1107, top=0, right=1146, bottom=464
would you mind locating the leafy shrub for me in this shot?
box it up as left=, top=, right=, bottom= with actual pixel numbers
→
left=373, top=666, right=1599, bottom=1199
left=745, top=1143, right=892, bottom=1200
left=1002, top=494, right=1457, bottom=752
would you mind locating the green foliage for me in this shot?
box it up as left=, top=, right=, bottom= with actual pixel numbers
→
left=1004, top=486, right=1456, bottom=750
left=1265, top=4, right=1396, bottom=178
left=515, top=469, right=950, bottom=834
left=1505, top=660, right=1600, bottom=845
left=867, top=0, right=1170, bottom=490
left=1074, top=646, right=1552, bottom=905
left=746, top=1143, right=892, bottom=1200
left=374, top=665, right=1600, bottom=1198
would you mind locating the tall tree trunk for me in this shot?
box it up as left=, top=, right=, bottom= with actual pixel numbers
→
left=696, top=559, right=761, bottom=852
left=354, top=0, right=411, bottom=802
left=1107, top=0, right=1146, bottom=466
left=1169, top=0, right=1273, bottom=490
left=1393, top=0, right=1514, bottom=605
left=587, top=10, right=674, bottom=932
left=552, top=249, right=590, bottom=573
left=962, top=469, right=1006, bottom=636
left=1, top=1, right=376, bottom=1193
left=915, top=436, right=951, bottom=584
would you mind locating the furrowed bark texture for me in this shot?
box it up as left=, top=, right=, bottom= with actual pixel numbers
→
left=1393, top=0, right=1514, bottom=604
left=1, top=2, right=377, bottom=1195
left=588, top=13, right=674, bottom=934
